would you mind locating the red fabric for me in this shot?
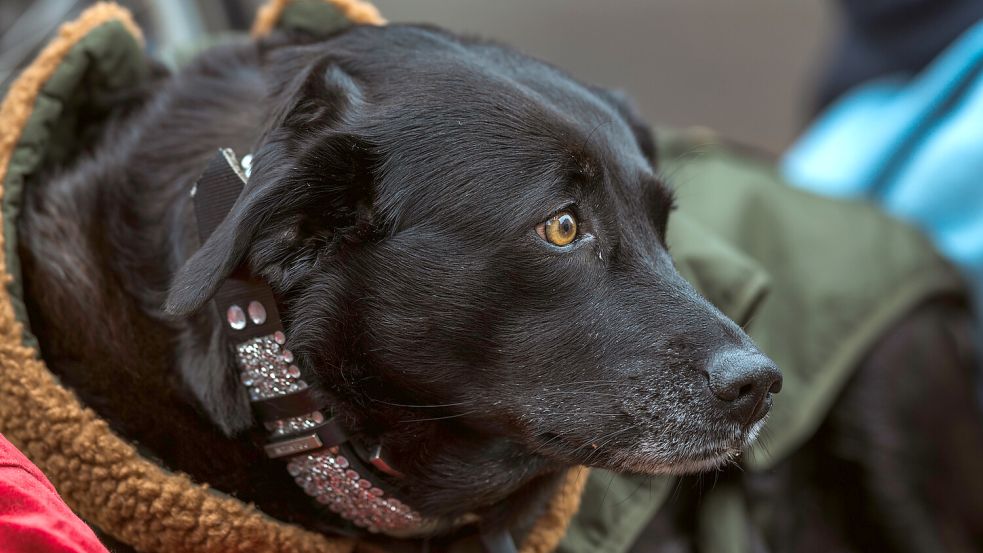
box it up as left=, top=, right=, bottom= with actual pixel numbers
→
left=0, top=433, right=108, bottom=553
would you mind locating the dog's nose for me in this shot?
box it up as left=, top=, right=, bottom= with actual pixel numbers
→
left=705, top=347, right=782, bottom=426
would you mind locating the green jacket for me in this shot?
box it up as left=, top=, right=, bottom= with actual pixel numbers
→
left=0, top=2, right=963, bottom=551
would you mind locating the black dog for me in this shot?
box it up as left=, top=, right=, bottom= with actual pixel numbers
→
left=20, top=19, right=983, bottom=553
left=18, top=23, right=780, bottom=544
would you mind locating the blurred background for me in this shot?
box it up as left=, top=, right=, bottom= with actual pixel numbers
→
left=1, top=0, right=833, bottom=153
left=374, top=0, right=834, bottom=154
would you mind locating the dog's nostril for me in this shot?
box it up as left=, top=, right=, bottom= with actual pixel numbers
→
left=706, top=347, right=782, bottom=425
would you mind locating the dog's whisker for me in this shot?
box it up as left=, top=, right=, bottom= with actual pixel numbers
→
left=369, top=398, right=474, bottom=409
left=540, top=388, right=619, bottom=397
left=527, top=426, right=590, bottom=456
left=580, top=119, right=613, bottom=153
left=537, top=412, right=628, bottom=417
left=582, top=432, right=626, bottom=465
left=529, top=435, right=569, bottom=456
left=613, top=475, right=648, bottom=507
left=545, top=379, right=622, bottom=387
left=598, top=471, right=618, bottom=507
left=570, top=425, right=636, bottom=461
left=399, top=410, right=482, bottom=424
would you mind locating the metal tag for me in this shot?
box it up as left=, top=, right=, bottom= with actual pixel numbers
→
left=264, top=434, right=323, bottom=459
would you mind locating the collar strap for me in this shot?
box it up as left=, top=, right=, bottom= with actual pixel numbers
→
left=191, top=149, right=423, bottom=533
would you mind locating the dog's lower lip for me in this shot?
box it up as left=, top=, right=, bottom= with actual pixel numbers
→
left=746, top=395, right=774, bottom=426
left=607, top=445, right=742, bottom=476
left=609, top=417, right=770, bottom=475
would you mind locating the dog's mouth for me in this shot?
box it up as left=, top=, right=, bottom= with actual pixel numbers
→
left=530, top=417, right=768, bottom=476
left=615, top=417, right=768, bottom=475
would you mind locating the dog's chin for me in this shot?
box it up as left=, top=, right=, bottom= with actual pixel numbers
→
left=600, top=417, right=768, bottom=476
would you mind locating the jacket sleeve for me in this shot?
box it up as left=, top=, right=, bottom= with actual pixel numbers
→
left=0, top=433, right=108, bottom=553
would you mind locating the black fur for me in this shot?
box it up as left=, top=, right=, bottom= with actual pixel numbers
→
left=19, top=25, right=783, bottom=541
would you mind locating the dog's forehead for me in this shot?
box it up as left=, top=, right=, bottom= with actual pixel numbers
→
left=371, top=33, right=634, bottom=146
left=347, top=26, right=651, bottom=229
left=333, top=27, right=633, bottom=148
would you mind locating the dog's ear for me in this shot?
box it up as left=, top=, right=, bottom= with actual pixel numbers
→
left=165, top=60, right=372, bottom=317
left=167, top=60, right=373, bottom=435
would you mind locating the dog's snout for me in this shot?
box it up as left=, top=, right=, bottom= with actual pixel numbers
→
left=706, top=348, right=782, bottom=425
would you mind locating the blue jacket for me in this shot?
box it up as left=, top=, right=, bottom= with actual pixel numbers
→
left=783, top=18, right=983, bottom=303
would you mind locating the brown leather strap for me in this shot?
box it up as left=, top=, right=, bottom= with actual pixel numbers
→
left=192, top=150, right=323, bottom=423
left=193, top=149, right=246, bottom=240
left=264, top=418, right=349, bottom=459
left=193, top=149, right=284, bottom=341
left=253, top=389, right=332, bottom=422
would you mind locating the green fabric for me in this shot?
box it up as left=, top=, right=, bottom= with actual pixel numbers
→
left=658, top=127, right=964, bottom=468
left=159, top=1, right=355, bottom=76
left=668, top=212, right=772, bottom=327
left=2, top=21, right=147, bottom=349
left=278, top=0, right=355, bottom=37
left=157, top=32, right=248, bottom=71
left=558, top=472, right=674, bottom=553
left=696, top=483, right=749, bottom=553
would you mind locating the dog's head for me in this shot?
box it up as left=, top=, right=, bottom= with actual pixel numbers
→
left=167, top=25, right=780, bottom=518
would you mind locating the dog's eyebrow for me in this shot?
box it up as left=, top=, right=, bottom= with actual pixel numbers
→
left=560, top=142, right=603, bottom=194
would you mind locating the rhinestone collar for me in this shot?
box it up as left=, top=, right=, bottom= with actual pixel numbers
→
left=191, top=149, right=425, bottom=535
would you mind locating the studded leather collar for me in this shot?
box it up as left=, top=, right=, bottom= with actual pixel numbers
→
left=190, top=149, right=426, bottom=535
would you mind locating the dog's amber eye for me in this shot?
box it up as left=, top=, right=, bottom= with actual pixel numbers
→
left=541, top=210, right=578, bottom=246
